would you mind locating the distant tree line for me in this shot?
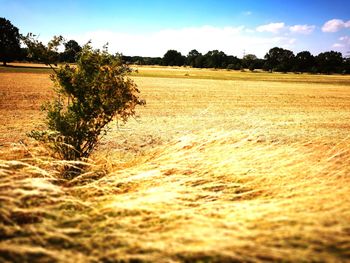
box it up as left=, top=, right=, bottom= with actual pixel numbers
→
left=1, top=17, right=349, bottom=74
left=155, top=48, right=350, bottom=74
left=121, top=55, right=162, bottom=66
left=10, top=40, right=82, bottom=64
left=0, top=17, right=83, bottom=64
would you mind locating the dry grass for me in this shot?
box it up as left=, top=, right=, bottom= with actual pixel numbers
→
left=131, top=65, right=350, bottom=85
left=1, top=66, right=350, bottom=262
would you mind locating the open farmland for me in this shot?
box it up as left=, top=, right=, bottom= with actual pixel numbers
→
left=1, top=66, right=350, bottom=262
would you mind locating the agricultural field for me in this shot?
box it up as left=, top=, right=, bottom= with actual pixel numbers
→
left=1, top=65, right=350, bottom=262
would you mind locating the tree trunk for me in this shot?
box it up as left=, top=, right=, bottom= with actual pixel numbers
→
left=3, top=61, right=7, bottom=66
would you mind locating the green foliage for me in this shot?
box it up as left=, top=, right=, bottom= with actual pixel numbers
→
left=294, top=51, right=315, bottom=73
left=22, top=34, right=63, bottom=66
left=60, top=40, right=82, bottom=63
left=264, top=47, right=295, bottom=72
left=187, top=49, right=201, bottom=67
left=0, top=17, right=21, bottom=65
left=26, top=38, right=145, bottom=161
left=242, top=54, right=258, bottom=71
left=203, top=50, right=228, bottom=68
left=316, top=51, right=343, bottom=74
left=226, top=63, right=241, bottom=70
left=162, top=50, right=186, bottom=66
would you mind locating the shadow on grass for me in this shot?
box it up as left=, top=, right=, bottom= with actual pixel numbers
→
left=0, top=64, right=55, bottom=74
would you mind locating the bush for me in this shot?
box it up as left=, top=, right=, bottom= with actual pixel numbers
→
left=226, top=63, right=241, bottom=70
left=27, top=41, right=145, bottom=162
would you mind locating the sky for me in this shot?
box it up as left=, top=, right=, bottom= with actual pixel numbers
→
left=1, top=0, right=350, bottom=58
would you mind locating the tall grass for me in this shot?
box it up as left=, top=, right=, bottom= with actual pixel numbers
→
left=1, top=67, right=350, bottom=262
left=1, top=129, right=349, bottom=262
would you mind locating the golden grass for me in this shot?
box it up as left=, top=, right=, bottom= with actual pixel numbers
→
left=1, top=66, right=350, bottom=262
left=131, top=65, right=350, bottom=85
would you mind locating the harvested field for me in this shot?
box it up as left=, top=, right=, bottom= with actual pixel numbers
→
left=1, top=66, right=350, bottom=262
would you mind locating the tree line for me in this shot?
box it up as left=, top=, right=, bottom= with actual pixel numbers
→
left=1, top=17, right=349, bottom=74
left=0, top=17, right=83, bottom=65
left=158, top=48, right=350, bottom=74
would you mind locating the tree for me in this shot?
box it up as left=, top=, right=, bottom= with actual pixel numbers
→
left=187, top=49, right=201, bottom=67
left=0, top=17, right=21, bottom=66
left=18, top=47, right=29, bottom=61
left=162, top=50, right=185, bottom=66
left=226, top=55, right=241, bottom=70
left=343, top=56, right=350, bottom=74
left=316, top=51, right=343, bottom=74
left=23, top=36, right=145, bottom=175
left=242, top=54, right=258, bottom=71
left=203, top=50, right=227, bottom=68
left=22, top=33, right=62, bottom=66
left=60, top=39, right=82, bottom=63
left=294, top=51, right=314, bottom=72
left=264, top=47, right=295, bottom=72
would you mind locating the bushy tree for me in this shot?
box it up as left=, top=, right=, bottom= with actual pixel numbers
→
left=194, top=54, right=206, bottom=68
left=226, top=55, right=241, bottom=70
left=60, top=39, right=82, bottom=63
left=316, top=51, right=343, bottom=74
left=22, top=33, right=62, bottom=67
left=187, top=49, right=201, bottom=67
left=0, top=17, right=21, bottom=65
left=294, top=51, right=314, bottom=72
left=242, top=54, right=258, bottom=71
left=264, top=47, right=295, bottom=72
left=343, top=57, right=350, bottom=74
left=162, top=50, right=185, bottom=66
left=122, top=56, right=162, bottom=65
left=203, top=50, right=227, bottom=68
left=23, top=35, right=145, bottom=166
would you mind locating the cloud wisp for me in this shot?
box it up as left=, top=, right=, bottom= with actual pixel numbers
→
left=64, top=19, right=350, bottom=58
left=67, top=25, right=298, bottom=58
left=256, top=22, right=286, bottom=34
left=332, top=35, right=350, bottom=50
left=243, top=11, right=252, bottom=16
left=322, top=19, right=350, bottom=32
left=256, top=22, right=316, bottom=35
left=289, top=24, right=316, bottom=34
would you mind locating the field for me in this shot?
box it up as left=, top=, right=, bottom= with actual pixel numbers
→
left=1, top=64, right=350, bottom=262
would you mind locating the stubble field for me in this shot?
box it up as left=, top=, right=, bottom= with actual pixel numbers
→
left=0, top=65, right=350, bottom=262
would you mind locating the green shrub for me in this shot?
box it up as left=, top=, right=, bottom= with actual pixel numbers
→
left=26, top=38, right=145, bottom=162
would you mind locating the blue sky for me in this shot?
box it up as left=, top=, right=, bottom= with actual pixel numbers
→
left=1, top=0, right=350, bottom=57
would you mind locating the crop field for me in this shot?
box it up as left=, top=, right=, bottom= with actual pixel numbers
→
left=1, top=65, right=350, bottom=262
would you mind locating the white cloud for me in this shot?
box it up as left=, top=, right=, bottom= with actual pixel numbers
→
left=322, top=19, right=350, bottom=32
left=332, top=35, right=350, bottom=50
left=67, top=26, right=297, bottom=58
left=288, top=38, right=297, bottom=45
left=245, top=28, right=255, bottom=33
left=256, top=22, right=285, bottom=34
left=333, top=43, right=345, bottom=48
left=339, top=36, right=350, bottom=43
left=243, top=11, right=252, bottom=16
left=289, top=24, right=315, bottom=34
